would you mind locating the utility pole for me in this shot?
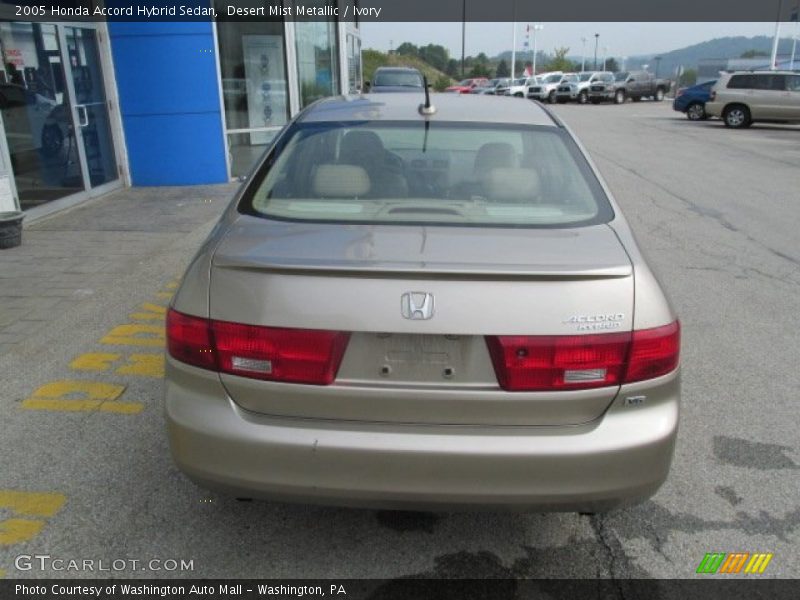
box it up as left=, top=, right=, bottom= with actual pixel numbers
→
left=510, top=1, right=517, bottom=80
left=461, top=0, right=466, bottom=77
left=581, top=37, right=587, bottom=71
left=531, top=24, right=543, bottom=77
left=770, top=0, right=785, bottom=70
left=593, top=33, right=599, bottom=70
left=602, top=46, right=608, bottom=71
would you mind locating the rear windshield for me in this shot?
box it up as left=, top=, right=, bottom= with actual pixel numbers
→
left=374, top=71, right=423, bottom=87
left=241, top=121, right=614, bottom=228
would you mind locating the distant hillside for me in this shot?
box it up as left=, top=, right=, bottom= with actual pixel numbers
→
left=494, top=36, right=797, bottom=76
left=362, top=50, right=455, bottom=91
left=625, top=36, right=797, bottom=76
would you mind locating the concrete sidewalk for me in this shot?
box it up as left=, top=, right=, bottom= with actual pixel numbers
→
left=0, top=184, right=236, bottom=357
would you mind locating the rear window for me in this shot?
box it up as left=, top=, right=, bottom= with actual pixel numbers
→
left=240, top=121, right=614, bottom=228
left=374, top=71, right=423, bottom=88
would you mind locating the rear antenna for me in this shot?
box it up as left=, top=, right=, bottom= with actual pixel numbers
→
left=419, top=75, right=436, bottom=116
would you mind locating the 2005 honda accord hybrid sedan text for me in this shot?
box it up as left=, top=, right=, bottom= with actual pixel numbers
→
left=165, top=92, right=680, bottom=512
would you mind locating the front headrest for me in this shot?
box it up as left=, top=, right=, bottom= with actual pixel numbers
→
left=312, top=164, right=371, bottom=198
left=483, top=168, right=541, bottom=203
left=340, top=130, right=385, bottom=165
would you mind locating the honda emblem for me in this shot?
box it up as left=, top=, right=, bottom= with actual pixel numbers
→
left=400, top=292, right=435, bottom=320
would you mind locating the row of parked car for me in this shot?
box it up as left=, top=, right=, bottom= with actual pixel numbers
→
left=672, top=70, right=800, bottom=128
left=446, top=70, right=670, bottom=104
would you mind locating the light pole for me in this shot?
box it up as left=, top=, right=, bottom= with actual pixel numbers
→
left=581, top=37, right=587, bottom=72
left=510, top=0, right=518, bottom=80
left=602, top=46, right=608, bottom=71
left=593, top=33, right=599, bottom=70
left=531, top=23, right=543, bottom=76
left=461, top=0, right=466, bottom=77
left=770, top=0, right=785, bottom=70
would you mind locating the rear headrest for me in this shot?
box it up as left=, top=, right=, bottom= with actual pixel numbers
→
left=475, top=142, right=517, bottom=174
left=312, top=164, right=370, bottom=198
left=340, top=130, right=385, bottom=169
left=483, top=168, right=541, bottom=203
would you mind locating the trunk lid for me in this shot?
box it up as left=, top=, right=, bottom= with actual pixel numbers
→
left=209, top=217, right=634, bottom=426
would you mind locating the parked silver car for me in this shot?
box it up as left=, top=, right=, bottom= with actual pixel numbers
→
left=706, top=71, right=800, bottom=128
left=165, top=93, right=681, bottom=511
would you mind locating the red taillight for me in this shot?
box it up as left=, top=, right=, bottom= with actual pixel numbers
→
left=166, top=308, right=349, bottom=385
left=486, top=332, right=630, bottom=391
left=166, top=308, right=217, bottom=370
left=625, top=321, right=680, bottom=384
left=485, top=321, right=680, bottom=392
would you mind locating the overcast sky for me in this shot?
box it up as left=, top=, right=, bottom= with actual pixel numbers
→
left=361, top=22, right=792, bottom=58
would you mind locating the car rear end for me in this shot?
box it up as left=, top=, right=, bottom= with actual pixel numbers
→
left=165, top=95, right=680, bottom=511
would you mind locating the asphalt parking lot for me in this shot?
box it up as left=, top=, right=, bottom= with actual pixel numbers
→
left=0, top=99, right=798, bottom=583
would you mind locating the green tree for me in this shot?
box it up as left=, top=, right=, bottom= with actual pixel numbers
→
left=434, top=75, right=451, bottom=92
left=395, top=42, right=418, bottom=57
left=445, top=58, right=459, bottom=78
left=418, top=44, right=450, bottom=72
left=679, top=68, right=697, bottom=87
left=547, top=47, right=574, bottom=72
left=740, top=49, right=768, bottom=58
left=495, top=59, right=510, bottom=77
left=604, top=57, right=620, bottom=72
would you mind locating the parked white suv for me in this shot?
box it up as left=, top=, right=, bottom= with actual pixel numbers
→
left=505, top=76, right=539, bottom=97
left=705, top=71, right=800, bottom=128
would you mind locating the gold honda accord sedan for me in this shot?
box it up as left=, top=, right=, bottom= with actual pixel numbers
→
left=165, top=93, right=680, bottom=511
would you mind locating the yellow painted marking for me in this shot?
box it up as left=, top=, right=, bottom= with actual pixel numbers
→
left=758, top=554, right=773, bottom=573
left=155, top=292, right=173, bottom=299
left=0, top=519, right=44, bottom=545
left=0, top=490, right=65, bottom=517
left=0, top=568, right=5, bottom=578
left=21, top=381, right=141, bottom=414
left=116, top=354, right=164, bottom=378
left=0, top=490, right=66, bottom=546
left=165, top=282, right=179, bottom=289
left=70, top=353, right=121, bottom=372
left=101, top=324, right=165, bottom=347
left=131, top=303, right=167, bottom=321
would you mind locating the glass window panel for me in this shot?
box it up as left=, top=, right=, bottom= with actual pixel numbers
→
left=294, top=3, right=339, bottom=108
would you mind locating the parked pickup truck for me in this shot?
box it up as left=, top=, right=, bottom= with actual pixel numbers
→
left=589, top=70, right=670, bottom=104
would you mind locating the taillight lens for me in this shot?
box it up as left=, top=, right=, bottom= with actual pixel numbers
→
left=625, top=321, right=680, bottom=384
left=486, top=321, right=680, bottom=392
left=166, top=308, right=349, bottom=385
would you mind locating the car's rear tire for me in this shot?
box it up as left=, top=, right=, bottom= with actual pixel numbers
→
left=614, top=89, right=625, bottom=104
left=653, top=88, right=665, bottom=102
left=548, top=90, right=557, bottom=104
left=578, top=90, right=588, bottom=104
left=686, top=102, right=706, bottom=121
left=723, top=104, right=751, bottom=128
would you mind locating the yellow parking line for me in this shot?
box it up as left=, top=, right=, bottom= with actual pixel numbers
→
left=0, top=519, right=45, bottom=546
left=21, top=381, right=143, bottom=414
left=0, top=490, right=65, bottom=517
left=70, top=353, right=121, bottom=372
left=0, top=568, right=5, bottom=578
left=130, top=303, right=167, bottom=321
left=101, top=324, right=165, bottom=347
left=155, top=292, right=173, bottom=300
left=116, top=354, right=164, bottom=378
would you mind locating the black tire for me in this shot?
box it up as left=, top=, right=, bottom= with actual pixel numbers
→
left=614, top=89, right=625, bottom=104
left=631, top=96, right=642, bottom=102
left=547, top=90, right=557, bottom=104
left=685, top=102, right=706, bottom=121
left=578, top=90, right=588, bottom=104
left=723, top=104, right=751, bottom=129
left=653, top=88, right=665, bottom=102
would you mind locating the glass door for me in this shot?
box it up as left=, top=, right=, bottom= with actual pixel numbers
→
left=0, top=22, right=86, bottom=210
left=60, top=26, right=118, bottom=190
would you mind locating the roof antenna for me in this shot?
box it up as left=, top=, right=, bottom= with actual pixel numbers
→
left=419, top=75, right=436, bottom=116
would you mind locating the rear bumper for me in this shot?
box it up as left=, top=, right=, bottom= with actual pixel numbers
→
left=165, top=360, right=679, bottom=511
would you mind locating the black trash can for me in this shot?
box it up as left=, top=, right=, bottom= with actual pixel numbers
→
left=0, top=211, right=24, bottom=249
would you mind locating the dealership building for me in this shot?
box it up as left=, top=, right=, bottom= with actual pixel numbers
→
left=0, top=1, right=362, bottom=218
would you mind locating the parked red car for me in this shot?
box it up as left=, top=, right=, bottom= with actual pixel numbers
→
left=445, top=78, right=489, bottom=93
